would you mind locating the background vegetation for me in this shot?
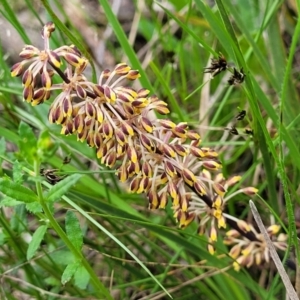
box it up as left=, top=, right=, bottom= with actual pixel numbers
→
left=0, top=0, right=299, bottom=299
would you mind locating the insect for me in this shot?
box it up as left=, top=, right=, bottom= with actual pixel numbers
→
left=235, top=110, right=246, bottom=121
left=204, top=54, right=227, bottom=77
left=244, top=128, right=254, bottom=136
left=229, top=126, right=239, bottom=135
left=62, top=155, right=71, bottom=165
left=228, top=68, right=245, bottom=85
left=40, top=168, right=66, bottom=185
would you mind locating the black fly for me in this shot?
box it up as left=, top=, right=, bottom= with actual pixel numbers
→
left=228, top=68, right=245, bottom=85
left=40, top=168, right=66, bottom=185
left=204, top=54, right=227, bottom=77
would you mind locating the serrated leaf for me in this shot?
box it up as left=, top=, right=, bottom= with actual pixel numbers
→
left=74, top=264, right=90, bottom=289
left=61, top=260, right=81, bottom=285
left=13, top=161, right=24, bottom=184
left=45, top=174, right=82, bottom=203
left=27, top=225, right=47, bottom=260
left=0, top=178, right=38, bottom=203
left=65, top=210, right=83, bottom=251
left=0, top=197, right=22, bottom=207
left=26, top=202, right=43, bottom=213
left=18, top=121, right=37, bottom=163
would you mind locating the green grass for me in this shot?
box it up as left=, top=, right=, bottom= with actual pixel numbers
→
left=0, top=0, right=299, bottom=299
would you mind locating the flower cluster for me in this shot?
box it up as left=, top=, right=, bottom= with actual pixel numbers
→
left=204, top=54, right=227, bottom=78
left=224, top=223, right=287, bottom=271
left=11, top=23, right=285, bottom=270
left=204, top=54, right=246, bottom=86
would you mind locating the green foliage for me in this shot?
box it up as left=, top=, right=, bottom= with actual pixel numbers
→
left=61, top=260, right=81, bottom=285
left=0, top=178, right=38, bottom=203
left=17, top=121, right=38, bottom=164
left=0, top=0, right=299, bottom=299
left=27, top=225, right=48, bottom=260
left=65, top=211, right=83, bottom=251
left=45, top=174, right=82, bottom=203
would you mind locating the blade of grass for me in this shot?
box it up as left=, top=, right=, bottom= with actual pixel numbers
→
left=223, top=0, right=281, bottom=92
left=156, top=2, right=217, bottom=56
left=0, top=0, right=30, bottom=44
left=214, top=0, right=278, bottom=213
left=250, top=200, right=298, bottom=300
left=149, top=61, right=185, bottom=121
left=62, top=194, right=173, bottom=299
left=215, top=0, right=299, bottom=290
left=279, top=0, right=300, bottom=263
left=98, top=0, right=154, bottom=93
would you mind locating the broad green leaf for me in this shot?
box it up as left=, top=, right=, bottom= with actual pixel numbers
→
left=0, top=197, right=22, bottom=207
left=65, top=210, right=83, bottom=251
left=13, top=161, right=23, bottom=184
left=44, top=277, right=60, bottom=286
left=18, top=121, right=37, bottom=163
left=74, top=264, right=90, bottom=290
left=61, top=260, right=81, bottom=285
left=26, top=202, right=43, bottom=214
left=49, top=250, right=74, bottom=266
left=45, top=174, right=82, bottom=203
left=0, top=178, right=38, bottom=203
left=27, top=225, right=48, bottom=260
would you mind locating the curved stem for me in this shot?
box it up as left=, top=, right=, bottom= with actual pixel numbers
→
left=33, top=160, right=112, bottom=299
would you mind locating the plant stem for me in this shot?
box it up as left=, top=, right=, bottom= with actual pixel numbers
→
left=33, top=160, right=112, bottom=299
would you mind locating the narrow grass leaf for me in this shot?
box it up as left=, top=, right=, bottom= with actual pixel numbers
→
left=157, top=2, right=217, bottom=56
left=0, top=128, right=21, bottom=144
left=61, top=260, right=81, bottom=285
left=250, top=200, right=298, bottom=300
left=97, top=0, right=153, bottom=92
left=64, top=195, right=173, bottom=298
left=0, top=137, right=5, bottom=164
left=213, top=0, right=279, bottom=210
left=278, top=6, right=300, bottom=260
left=27, top=225, right=48, bottom=260
left=65, top=210, right=83, bottom=251
left=223, top=1, right=280, bottom=92
left=45, top=174, right=82, bottom=203
left=0, top=0, right=30, bottom=43
left=150, top=61, right=185, bottom=121
left=0, top=178, right=38, bottom=203
left=194, top=0, right=235, bottom=60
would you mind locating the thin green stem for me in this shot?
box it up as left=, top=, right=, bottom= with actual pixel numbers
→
left=33, top=160, right=113, bottom=299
